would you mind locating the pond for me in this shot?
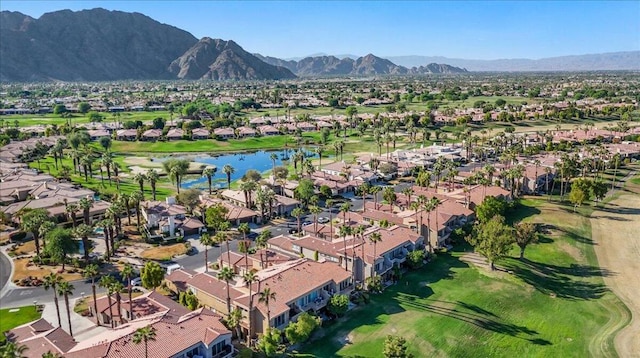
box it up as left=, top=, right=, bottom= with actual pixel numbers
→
left=155, top=148, right=319, bottom=189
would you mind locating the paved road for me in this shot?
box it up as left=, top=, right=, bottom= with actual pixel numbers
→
left=0, top=250, right=11, bottom=296
left=0, top=237, right=239, bottom=309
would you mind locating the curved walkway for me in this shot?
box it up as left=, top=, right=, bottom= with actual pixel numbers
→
left=591, top=174, right=640, bottom=358
left=0, top=249, right=13, bottom=297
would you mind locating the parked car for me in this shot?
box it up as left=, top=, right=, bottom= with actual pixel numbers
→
left=247, top=231, right=259, bottom=240
left=318, top=217, right=330, bottom=224
left=131, top=277, right=142, bottom=287
left=302, top=221, right=312, bottom=226
left=288, top=228, right=299, bottom=234
left=186, top=246, right=198, bottom=256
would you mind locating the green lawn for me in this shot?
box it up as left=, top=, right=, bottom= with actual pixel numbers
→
left=29, top=155, right=173, bottom=200
left=630, top=176, right=640, bottom=185
left=0, top=306, right=42, bottom=342
left=296, top=199, right=628, bottom=357
left=1, top=111, right=171, bottom=127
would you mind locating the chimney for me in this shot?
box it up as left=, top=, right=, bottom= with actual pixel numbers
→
left=166, top=196, right=176, bottom=205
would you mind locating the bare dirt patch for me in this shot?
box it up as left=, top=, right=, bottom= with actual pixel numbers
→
left=140, top=243, right=188, bottom=261
left=12, top=258, right=83, bottom=282
left=591, top=178, right=640, bottom=357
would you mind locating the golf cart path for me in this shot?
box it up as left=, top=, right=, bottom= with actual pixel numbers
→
left=590, top=177, right=640, bottom=358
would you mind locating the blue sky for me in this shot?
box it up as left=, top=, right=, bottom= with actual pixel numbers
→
left=2, top=1, right=639, bottom=59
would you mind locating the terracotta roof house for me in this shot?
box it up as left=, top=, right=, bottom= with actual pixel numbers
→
left=115, top=129, right=137, bottom=141
left=166, top=128, right=185, bottom=140
left=141, top=129, right=162, bottom=141
left=140, top=197, right=187, bottom=238
left=192, top=127, right=211, bottom=139
left=214, top=127, right=234, bottom=139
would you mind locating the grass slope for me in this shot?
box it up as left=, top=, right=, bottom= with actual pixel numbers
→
left=297, top=199, right=626, bottom=357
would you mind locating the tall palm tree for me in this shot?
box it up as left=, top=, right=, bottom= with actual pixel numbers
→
left=223, top=164, right=235, bottom=189
left=110, top=281, right=124, bottom=327
left=83, top=264, right=100, bottom=325
left=339, top=225, right=352, bottom=271
left=368, top=231, right=382, bottom=278
left=78, top=197, right=93, bottom=226
left=291, top=207, right=304, bottom=236
left=339, top=202, right=350, bottom=224
left=239, top=180, right=257, bottom=208
left=401, top=187, right=414, bottom=209
left=258, top=287, right=276, bottom=329
left=121, top=264, right=135, bottom=321
left=243, top=270, right=258, bottom=345
left=325, top=199, right=334, bottom=239
left=200, top=233, right=214, bottom=273
left=102, top=152, right=113, bottom=185
left=130, top=191, right=144, bottom=226
left=74, top=223, right=93, bottom=263
left=133, top=172, right=146, bottom=198
left=422, top=198, right=438, bottom=253
left=133, top=326, right=157, bottom=358
left=146, top=169, right=159, bottom=201
left=57, top=280, right=74, bottom=337
left=202, top=166, right=218, bottom=195
left=269, top=153, right=278, bottom=174
left=315, top=146, right=325, bottom=169
left=370, top=186, right=382, bottom=210
left=99, top=276, right=116, bottom=328
left=309, top=205, right=322, bottom=233
left=43, top=273, right=63, bottom=328
left=65, top=203, right=79, bottom=228
left=358, top=182, right=370, bottom=213
left=217, top=267, right=236, bottom=315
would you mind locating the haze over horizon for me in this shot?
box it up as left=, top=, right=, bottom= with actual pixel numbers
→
left=2, top=0, right=639, bottom=60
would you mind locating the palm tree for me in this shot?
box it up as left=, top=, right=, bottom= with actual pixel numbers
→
left=133, top=326, right=157, bottom=358
left=202, top=166, right=218, bottom=195
left=269, top=153, right=278, bottom=173
left=78, top=197, right=94, bottom=226
left=358, top=182, right=370, bottom=213
left=258, top=287, right=276, bottom=329
left=401, top=187, right=414, bottom=209
left=239, top=180, right=258, bottom=208
left=223, top=164, right=235, bottom=189
left=368, top=231, right=382, bottom=278
left=65, top=203, right=79, bottom=228
left=99, top=276, right=116, bottom=328
left=74, top=223, right=93, bottom=263
left=200, top=233, right=214, bottom=273
left=422, top=198, right=438, bottom=253
left=43, top=273, right=63, bottom=328
left=325, top=199, right=334, bottom=239
left=315, top=146, right=325, bottom=169
left=57, top=280, right=74, bottom=337
left=83, top=264, right=100, bottom=325
left=217, top=267, right=236, bottom=315
left=243, top=270, right=258, bottom=345
left=309, top=205, right=322, bottom=232
left=370, top=186, right=382, bottom=210
left=111, top=281, right=124, bottom=327
left=133, top=172, right=146, bottom=198
left=146, top=169, right=159, bottom=200
left=129, top=190, right=144, bottom=226
left=122, top=264, right=135, bottom=321
left=20, top=208, right=49, bottom=257
left=102, top=152, right=113, bottom=185
left=291, top=207, right=305, bottom=236
left=339, top=225, right=352, bottom=271
left=339, top=202, right=350, bottom=224
left=382, top=187, right=397, bottom=210
left=0, top=341, right=29, bottom=357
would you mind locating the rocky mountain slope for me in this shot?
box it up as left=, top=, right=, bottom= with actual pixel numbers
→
left=0, top=9, right=295, bottom=82
left=168, top=38, right=295, bottom=80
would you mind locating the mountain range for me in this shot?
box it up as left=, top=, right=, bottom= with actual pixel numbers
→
left=0, top=8, right=637, bottom=82
left=254, top=54, right=467, bottom=76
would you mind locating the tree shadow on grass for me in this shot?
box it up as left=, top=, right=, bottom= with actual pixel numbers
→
left=394, top=296, right=551, bottom=345
left=503, top=258, right=610, bottom=300
left=542, top=224, right=594, bottom=245
left=504, top=203, right=542, bottom=224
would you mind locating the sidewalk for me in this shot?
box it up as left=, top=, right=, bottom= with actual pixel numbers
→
left=40, top=297, right=107, bottom=340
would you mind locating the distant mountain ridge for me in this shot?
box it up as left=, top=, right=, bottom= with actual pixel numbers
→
left=0, top=9, right=295, bottom=82
left=254, top=53, right=468, bottom=76
left=384, top=52, right=640, bottom=71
